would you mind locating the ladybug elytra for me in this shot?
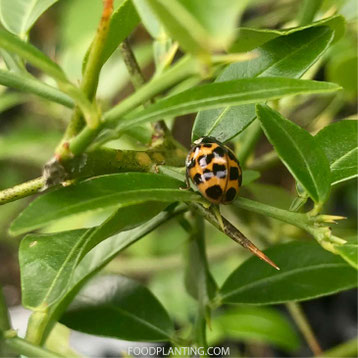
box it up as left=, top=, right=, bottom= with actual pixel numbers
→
left=185, top=137, right=242, bottom=204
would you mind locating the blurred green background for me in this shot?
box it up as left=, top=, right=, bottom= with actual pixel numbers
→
left=0, top=0, right=357, bottom=356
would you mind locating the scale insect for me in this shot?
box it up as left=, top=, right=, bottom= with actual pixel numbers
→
left=185, top=136, right=242, bottom=204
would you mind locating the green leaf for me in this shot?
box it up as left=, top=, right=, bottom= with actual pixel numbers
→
left=116, top=78, right=340, bottom=132
left=84, top=0, right=140, bottom=69
left=327, top=53, right=358, bottom=98
left=297, top=0, right=324, bottom=26
left=209, top=306, right=300, bottom=352
left=179, top=0, right=245, bottom=48
left=10, top=173, right=200, bottom=235
left=61, top=274, right=174, bottom=342
left=220, top=241, right=357, bottom=305
left=0, top=69, right=74, bottom=108
left=0, top=0, right=58, bottom=38
left=0, top=28, right=67, bottom=82
left=48, top=205, right=186, bottom=327
left=333, top=236, right=358, bottom=270
left=132, top=0, right=162, bottom=39
left=230, top=15, right=345, bottom=53
left=20, top=202, right=167, bottom=309
left=192, top=26, right=334, bottom=142
left=144, top=0, right=211, bottom=56
left=256, top=104, right=331, bottom=205
left=315, top=120, right=358, bottom=185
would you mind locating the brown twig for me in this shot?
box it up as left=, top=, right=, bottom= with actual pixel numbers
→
left=191, top=202, right=280, bottom=270
left=119, top=38, right=170, bottom=136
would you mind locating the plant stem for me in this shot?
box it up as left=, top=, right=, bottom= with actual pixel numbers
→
left=120, top=38, right=146, bottom=90
left=320, top=337, right=358, bottom=357
left=68, top=55, right=199, bottom=155
left=191, top=202, right=279, bottom=270
left=0, top=147, right=186, bottom=205
left=119, top=38, right=169, bottom=135
left=0, top=177, right=45, bottom=205
left=286, top=302, right=323, bottom=356
left=233, top=197, right=310, bottom=231
left=58, top=0, right=114, bottom=150
left=0, top=287, right=11, bottom=332
left=3, top=333, right=64, bottom=358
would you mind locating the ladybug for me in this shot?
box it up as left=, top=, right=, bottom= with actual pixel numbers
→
left=185, top=137, right=242, bottom=204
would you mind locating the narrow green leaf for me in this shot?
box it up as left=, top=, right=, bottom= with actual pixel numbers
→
left=209, top=306, right=300, bottom=352
left=220, top=241, right=357, bottom=305
left=144, top=0, right=212, bottom=56
left=132, top=0, right=162, bottom=39
left=333, top=236, right=358, bottom=270
left=297, top=0, right=324, bottom=26
left=256, top=104, right=331, bottom=205
left=49, top=205, right=186, bottom=328
left=10, top=173, right=199, bottom=235
left=179, top=0, right=245, bottom=48
left=315, top=120, right=358, bottom=185
left=115, top=78, right=340, bottom=132
left=0, top=69, right=74, bottom=108
left=0, top=0, right=58, bottom=38
left=20, top=202, right=167, bottom=308
left=193, top=26, right=334, bottom=142
left=230, top=15, right=345, bottom=53
left=0, top=28, right=67, bottom=82
left=61, top=275, right=174, bottom=342
left=84, top=0, right=140, bottom=69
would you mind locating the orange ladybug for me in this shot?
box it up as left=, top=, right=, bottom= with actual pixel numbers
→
left=185, top=137, right=242, bottom=204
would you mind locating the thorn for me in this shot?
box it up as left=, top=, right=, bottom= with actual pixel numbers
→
left=245, top=241, right=280, bottom=270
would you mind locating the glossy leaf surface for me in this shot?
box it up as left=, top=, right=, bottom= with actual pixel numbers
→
left=10, top=173, right=199, bottom=235
left=230, top=15, right=344, bottom=52
left=117, top=77, right=340, bottom=131
left=61, top=275, right=174, bottom=342
left=97, top=0, right=140, bottom=67
left=0, top=69, right=73, bottom=108
left=0, top=0, right=58, bottom=37
left=256, top=104, right=331, bottom=204
left=210, top=306, right=300, bottom=352
left=220, top=242, right=357, bottom=305
left=20, top=202, right=167, bottom=309
left=315, top=120, right=358, bottom=185
left=193, top=26, right=334, bottom=142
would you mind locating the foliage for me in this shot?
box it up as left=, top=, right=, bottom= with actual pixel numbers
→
left=0, top=0, right=357, bottom=357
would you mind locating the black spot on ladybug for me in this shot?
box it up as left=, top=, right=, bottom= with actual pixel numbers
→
left=225, top=187, right=237, bottom=202
left=203, top=143, right=212, bottom=148
left=213, top=164, right=227, bottom=178
left=206, top=185, right=223, bottom=200
left=193, top=173, right=202, bottom=185
left=213, top=146, right=225, bottom=158
left=198, top=154, right=214, bottom=167
left=230, top=167, right=239, bottom=180
left=227, top=150, right=237, bottom=161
